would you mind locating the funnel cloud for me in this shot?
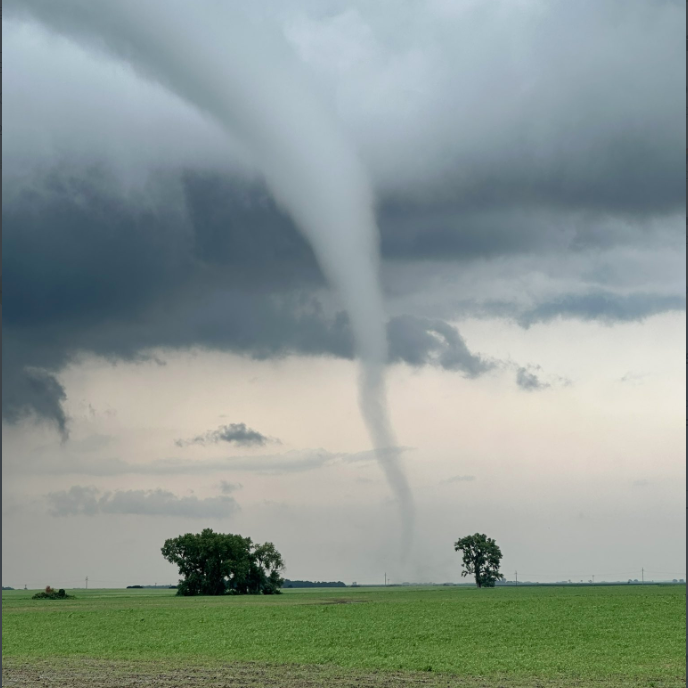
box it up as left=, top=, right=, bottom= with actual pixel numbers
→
left=8, top=0, right=414, bottom=552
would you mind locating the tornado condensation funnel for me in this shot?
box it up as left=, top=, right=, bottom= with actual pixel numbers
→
left=7, top=0, right=415, bottom=556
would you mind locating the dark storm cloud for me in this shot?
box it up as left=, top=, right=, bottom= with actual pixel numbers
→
left=1, top=168, right=335, bottom=430
left=3, top=167, right=682, bottom=432
left=388, top=316, right=494, bottom=377
left=292, top=0, right=682, bottom=223
left=2, top=365, right=68, bottom=439
left=2, top=167, right=498, bottom=431
left=46, top=485, right=239, bottom=518
left=6, top=1, right=683, bottom=221
left=176, top=423, right=275, bottom=448
left=3, top=1, right=684, bottom=432
left=518, top=292, right=686, bottom=328
left=2, top=168, right=327, bottom=345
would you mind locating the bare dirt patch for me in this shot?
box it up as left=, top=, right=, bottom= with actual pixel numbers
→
left=2, top=659, right=683, bottom=688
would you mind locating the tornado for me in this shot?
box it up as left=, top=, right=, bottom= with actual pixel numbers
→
left=8, top=0, right=415, bottom=554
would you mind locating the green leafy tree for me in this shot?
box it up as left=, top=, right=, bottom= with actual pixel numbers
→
left=252, top=542, right=285, bottom=595
left=161, top=528, right=284, bottom=596
left=454, top=533, right=504, bottom=588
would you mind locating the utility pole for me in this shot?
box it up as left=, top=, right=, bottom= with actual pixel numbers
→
left=515, top=571, right=518, bottom=586
left=85, top=576, right=88, bottom=590
left=641, top=568, right=644, bottom=583
left=592, top=575, right=595, bottom=584
left=384, top=572, right=387, bottom=587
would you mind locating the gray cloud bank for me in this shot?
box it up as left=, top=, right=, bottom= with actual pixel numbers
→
left=3, top=1, right=684, bottom=433
left=518, top=292, right=686, bottom=329
left=46, top=486, right=238, bottom=518
left=16, top=447, right=391, bottom=478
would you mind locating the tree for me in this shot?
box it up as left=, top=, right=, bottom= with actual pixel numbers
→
left=454, top=533, right=504, bottom=588
left=251, top=541, right=285, bottom=595
left=161, top=528, right=285, bottom=596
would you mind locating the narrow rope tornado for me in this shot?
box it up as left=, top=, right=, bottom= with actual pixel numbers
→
left=9, top=0, right=415, bottom=555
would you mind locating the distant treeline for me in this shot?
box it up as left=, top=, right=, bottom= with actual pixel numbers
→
left=2, top=586, right=14, bottom=591
left=283, top=579, right=346, bottom=588
left=126, top=585, right=177, bottom=589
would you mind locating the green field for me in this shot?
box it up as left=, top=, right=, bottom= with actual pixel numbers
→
left=2, top=585, right=685, bottom=687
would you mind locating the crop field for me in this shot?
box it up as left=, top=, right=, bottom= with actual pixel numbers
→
left=2, top=584, right=685, bottom=687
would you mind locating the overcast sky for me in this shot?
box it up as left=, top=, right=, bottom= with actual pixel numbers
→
left=3, top=0, right=685, bottom=588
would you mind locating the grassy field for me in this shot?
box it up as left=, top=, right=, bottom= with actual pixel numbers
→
left=2, top=584, right=685, bottom=687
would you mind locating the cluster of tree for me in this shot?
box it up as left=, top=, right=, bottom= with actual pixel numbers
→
left=161, top=529, right=284, bottom=596
left=454, top=533, right=504, bottom=588
left=32, top=586, right=75, bottom=600
left=283, top=580, right=346, bottom=588
left=158, top=529, right=504, bottom=596
left=2, top=586, right=14, bottom=591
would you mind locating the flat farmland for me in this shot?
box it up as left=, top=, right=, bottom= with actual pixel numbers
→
left=2, top=585, right=685, bottom=687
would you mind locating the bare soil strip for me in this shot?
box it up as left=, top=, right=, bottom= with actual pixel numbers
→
left=2, top=659, right=683, bottom=688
